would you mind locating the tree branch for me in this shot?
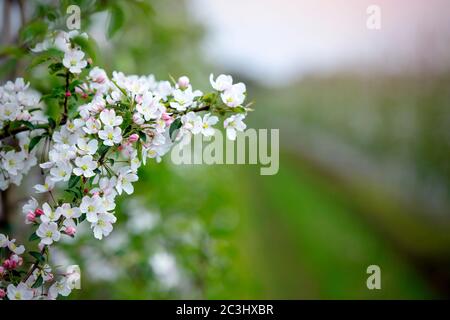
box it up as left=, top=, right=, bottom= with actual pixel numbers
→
left=61, top=71, right=70, bottom=124
left=0, top=123, right=49, bottom=140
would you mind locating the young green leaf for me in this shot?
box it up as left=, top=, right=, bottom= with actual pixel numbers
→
left=68, top=175, right=81, bottom=189
left=29, top=232, right=40, bottom=242
left=32, top=275, right=44, bottom=288
left=29, top=251, right=45, bottom=263
left=108, top=4, right=125, bottom=38
left=28, top=135, right=43, bottom=152
left=169, top=118, right=182, bottom=140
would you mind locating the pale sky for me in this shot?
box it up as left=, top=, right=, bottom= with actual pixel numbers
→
left=189, top=0, right=450, bottom=85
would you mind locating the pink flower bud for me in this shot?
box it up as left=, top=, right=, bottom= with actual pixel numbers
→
left=64, top=226, right=76, bottom=237
left=162, top=112, right=174, bottom=125
left=65, top=91, right=72, bottom=97
left=10, top=255, right=22, bottom=267
left=35, top=208, right=44, bottom=216
left=87, top=58, right=93, bottom=65
left=177, top=76, right=190, bottom=89
left=0, top=289, right=5, bottom=299
left=0, top=266, right=5, bottom=276
left=26, top=211, right=36, bottom=223
left=17, top=111, right=31, bottom=121
left=128, top=134, right=139, bottom=143
left=3, top=259, right=15, bottom=269
left=47, top=273, right=54, bottom=282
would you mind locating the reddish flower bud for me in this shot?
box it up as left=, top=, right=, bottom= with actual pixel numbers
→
left=26, top=212, right=36, bottom=223
left=2, top=259, right=12, bottom=269
left=34, top=208, right=44, bottom=216
left=64, top=226, right=76, bottom=236
left=128, top=134, right=139, bottom=143
left=0, top=288, right=5, bottom=299
left=65, top=91, right=72, bottom=97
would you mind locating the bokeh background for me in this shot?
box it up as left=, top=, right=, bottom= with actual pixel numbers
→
left=1, top=0, right=450, bottom=299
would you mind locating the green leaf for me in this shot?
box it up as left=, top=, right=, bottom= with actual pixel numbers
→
left=48, top=117, right=56, bottom=129
left=98, top=145, right=110, bottom=158
left=169, top=118, right=182, bottom=140
left=20, top=21, right=48, bottom=43
left=130, top=0, right=155, bottom=16
left=29, top=232, right=40, bottom=241
left=138, top=131, right=147, bottom=142
left=28, top=135, right=43, bottom=152
left=71, top=36, right=98, bottom=62
left=68, top=175, right=81, bottom=189
left=108, top=4, right=125, bottom=38
left=9, top=120, right=34, bottom=130
left=137, top=142, right=143, bottom=162
left=27, top=48, right=62, bottom=71
left=78, top=213, right=87, bottom=223
left=32, top=275, right=43, bottom=288
left=29, top=251, right=45, bottom=263
left=234, top=106, right=247, bottom=114
left=48, top=62, right=64, bottom=74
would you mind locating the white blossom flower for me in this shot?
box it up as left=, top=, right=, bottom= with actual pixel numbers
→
left=91, top=212, right=117, bottom=240
left=98, top=125, right=122, bottom=146
left=40, top=202, right=61, bottom=223
left=221, top=83, right=246, bottom=107
left=34, top=176, right=55, bottom=193
left=1, top=151, right=25, bottom=175
left=49, top=161, right=72, bottom=182
left=48, top=279, right=72, bottom=299
left=80, top=195, right=104, bottom=223
left=83, top=118, right=101, bottom=134
left=77, top=138, right=98, bottom=155
left=136, top=92, right=164, bottom=120
left=53, top=126, right=79, bottom=145
left=73, top=155, right=97, bottom=177
left=56, top=203, right=81, bottom=220
left=170, top=87, right=201, bottom=111
left=209, top=74, right=233, bottom=91
left=7, top=283, right=34, bottom=300
left=0, top=233, right=9, bottom=247
left=0, top=102, right=20, bottom=121
left=99, top=109, right=123, bottom=127
left=7, top=239, right=25, bottom=255
left=36, top=222, right=61, bottom=246
left=200, top=113, right=219, bottom=137
left=116, top=167, right=138, bottom=195
left=181, top=112, right=202, bottom=135
left=62, top=49, right=87, bottom=74
left=224, top=114, right=247, bottom=140
left=157, top=81, right=172, bottom=101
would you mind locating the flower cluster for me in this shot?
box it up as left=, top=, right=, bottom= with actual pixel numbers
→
left=0, top=233, right=80, bottom=299
left=0, top=79, right=48, bottom=190
left=0, top=30, right=251, bottom=299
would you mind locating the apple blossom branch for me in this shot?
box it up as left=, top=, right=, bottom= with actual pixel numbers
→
left=0, top=29, right=251, bottom=300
